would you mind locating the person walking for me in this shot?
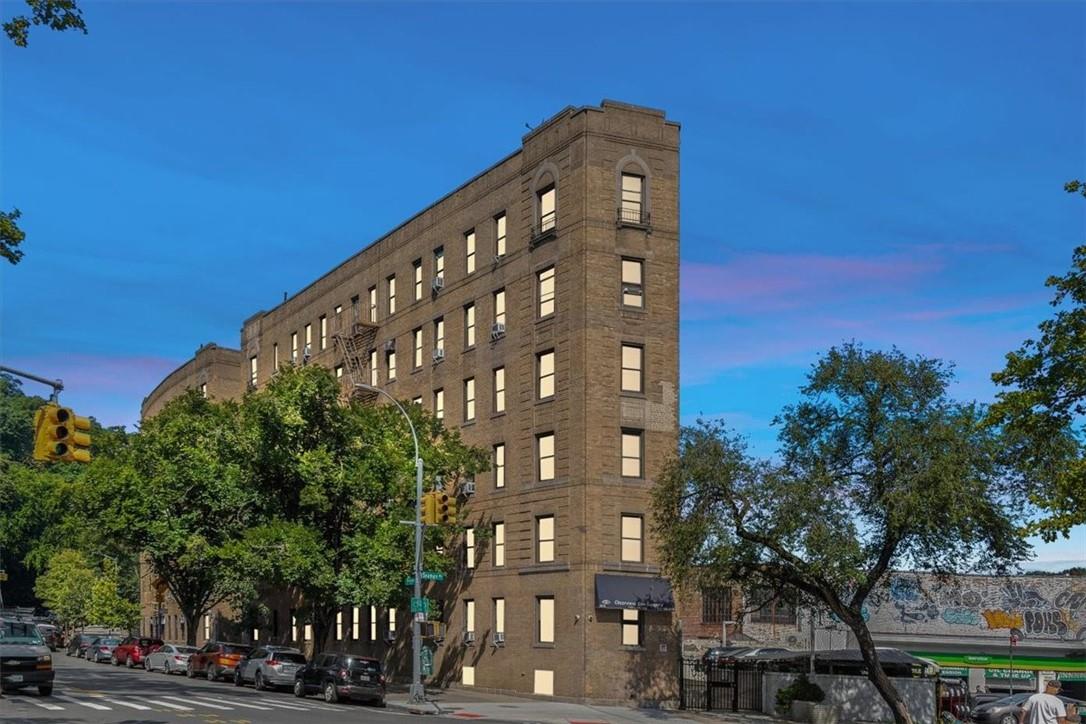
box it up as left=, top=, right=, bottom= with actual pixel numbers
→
left=1018, top=679, right=1077, bottom=724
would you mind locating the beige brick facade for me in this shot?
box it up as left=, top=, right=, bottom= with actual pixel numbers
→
left=139, top=100, right=680, bottom=703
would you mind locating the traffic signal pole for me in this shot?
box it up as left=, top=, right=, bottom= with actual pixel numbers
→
left=353, top=382, right=427, bottom=704
left=0, top=365, right=63, bottom=401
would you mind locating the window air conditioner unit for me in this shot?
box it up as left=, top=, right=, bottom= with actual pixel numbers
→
left=432, top=347, right=445, bottom=363
left=490, top=323, right=506, bottom=340
left=463, top=479, right=476, bottom=495
left=493, top=632, right=505, bottom=646
left=431, top=276, right=445, bottom=292
left=302, top=345, right=311, bottom=364
left=464, top=630, right=476, bottom=644
left=384, top=339, right=396, bottom=352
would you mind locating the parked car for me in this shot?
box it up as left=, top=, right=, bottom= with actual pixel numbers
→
left=112, top=636, right=163, bottom=667
left=971, top=692, right=1085, bottom=724
left=234, top=646, right=307, bottom=690
left=35, top=623, right=60, bottom=651
left=0, top=618, right=54, bottom=696
left=86, top=636, right=121, bottom=663
left=144, top=643, right=198, bottom=674
left=734, top=647, right=791, bottom=658
left=701, top=646, right=752, bottom=666
left=293, top=652, right=386, bottom=705
left=187, top=641, right=252, bottom=681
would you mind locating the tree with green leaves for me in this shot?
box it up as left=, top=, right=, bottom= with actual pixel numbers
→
left=229, top=364, right=487, bottom=649
left=988, top=181, right=1086, bottom=540
left=86, top=557, right=140, bottom=632
left=653, top=344, right=1027, bottom=724
left=89, top=390, right=254, bottom=645
left=3, top=0, right=86, bottom=47
left=33, top=549, right=95, bottom=630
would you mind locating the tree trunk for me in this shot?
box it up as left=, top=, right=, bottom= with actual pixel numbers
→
left=312, top=606, right=334, bottom=656
left=183, top=610, right=199, bottom=647
left=851, top=620, right=913, bottom=724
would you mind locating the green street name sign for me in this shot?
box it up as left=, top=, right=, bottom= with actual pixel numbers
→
left=403, top=572, right=446, bottom=586
left=410, top=597, right=431, bottom=614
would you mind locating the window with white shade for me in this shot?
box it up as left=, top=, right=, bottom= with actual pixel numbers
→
left=465, top=599, right=475, bottom=640
left=492, top=522, right=506, bottom=566
left=291, top=332, right=298, bottom=363
left=249, top=356, right=257, bottom=386
left=465, top=527, right=475, bottom=569
left=336, top=611, right=343, bottom=640
left=494, top=289, right=506, bottom=327
left=621, top=344, right=643, bottom=393
left=537, top=596, right=555, bottom=643
left=495, top=213, right=506, bottom=257
left=493, top=367, right=505, bottom=413
left=538, top=266, right=555, bottom=317
left=414, top=259, right=423, bottom=301
left=464, top=303, right=476, bottom=348
left=434, top=317, right=445, bottom=352
left=465, top=230, right=476, bottom=274
left=537, top=515, right=555, bottom=563
left=622, top=609, right=641, bottom=646
left=369, top=349, right=378, bottom=386
left=620, top=173, right=644, bottom=223
left=320, top=315, right=327, bottom=350
left=369, top=286, right=378, bottom=322
left=304, top=324, right=312, bottom=355
left=622, top=259, right=644, bottom=308
left=412, top=396, right=422, bottom=406
left=387, top=350, right=396, bottom=381
left=622, top=429, right=643, bottom=478
left=434, top=247, right=445, bottom=282
left=273, top=343, right=279, bottom=371
left=353, top=607, right=360, bottom=640
left=537, top=350, right=554, bottom=399
left=434, top=388, right=444, bottom=419
left=464, top=377, right=475, bottom=422
left=387, top=274, right=396, bottom=315
left=304, top=623, right=312, bottom=641
left=538, top=433, right=554, bottom=481
left=538, top=185, right=556, bottom=232
left=494, top=443, right=505, bottom=488
left=388, top=608, right=396, bottom=639
left=621, top=515, right=643, bottom=562
left=351, top=294, right=360, bottom=321
left=413, top=328, right=423, bottom=369
left=369, top=606, right=377, bottom=641
left=494, top=597, right=505, bottom=637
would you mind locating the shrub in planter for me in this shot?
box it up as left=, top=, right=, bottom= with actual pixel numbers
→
left=775, top=675, right=825, bottom=720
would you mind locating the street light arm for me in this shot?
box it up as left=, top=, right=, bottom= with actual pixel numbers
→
left=353, top=383, right=420, bottom=464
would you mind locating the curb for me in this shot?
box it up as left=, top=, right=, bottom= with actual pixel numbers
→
left=388, top=699, right=443, bottom=716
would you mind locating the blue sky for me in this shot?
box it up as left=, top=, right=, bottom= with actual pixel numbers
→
left=1, top=1, right=1082, bottom=567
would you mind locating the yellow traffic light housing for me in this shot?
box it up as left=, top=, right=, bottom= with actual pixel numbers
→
left=436, top=492, right=457, bottom=525
left=32, top=404, right=91, bottom=463
left=422, top=491, right=437, bottom=525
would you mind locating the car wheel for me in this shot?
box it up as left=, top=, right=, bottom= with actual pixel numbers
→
left=254, top=672, right=265, bottom=691
left=144, top=658, right=151, bottom=671
left=293, top=679, right=306, bottom=698
left=38, top=685, right=53, bottom=697
left=234, top=669, right=243, bottom=687
left=186, top=662, right=195, bottom=678
left=126, top=655, right=134, bottom=668
left=207, top=666, right=217, bottom=682
left=323, top=681, right=338, bottom=704
left=1000, top=715, right=1017, bottom=724
left=110, top=654, right=117, bottom=666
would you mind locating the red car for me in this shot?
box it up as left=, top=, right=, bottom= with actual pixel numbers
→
left=111, top=637, right=163, bottom=668
left=187, top=642, right=252, bottom=682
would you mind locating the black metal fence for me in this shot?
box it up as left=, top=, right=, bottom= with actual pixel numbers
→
left=679, top=658, right=764, bottom=712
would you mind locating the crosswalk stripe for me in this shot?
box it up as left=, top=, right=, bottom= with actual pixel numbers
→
left=56, top=694, right=111, bottom=710
left=161, top=695, right=234, bottom=711
left=135, top=696, right=193, bottom=710
left=189, top=695, right=272, bottom=710
left=256, top=698, right=324, bottom=710
left=101, top=697, right=152, bottom=710
left=15, top=698, right=65, bottom=710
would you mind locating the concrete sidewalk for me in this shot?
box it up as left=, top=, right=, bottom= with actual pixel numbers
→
left=386, top=687, right=708, bottom=722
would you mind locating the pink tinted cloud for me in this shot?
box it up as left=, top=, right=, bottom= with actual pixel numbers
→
left=681, top=252, right=941, bottom=315
left=894, top=292, right=1048, bottom=322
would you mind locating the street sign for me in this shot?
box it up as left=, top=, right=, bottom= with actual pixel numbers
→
left=404, top=571, right=446, bottom=586
left=414, top=611, right=427, bottom=623
left=410, top=597, right=431, bottom=614
left=421, top=647, right=433, bottom=676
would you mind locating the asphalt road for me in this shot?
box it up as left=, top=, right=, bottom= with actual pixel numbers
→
left=1, top=651, right=413, bottom=724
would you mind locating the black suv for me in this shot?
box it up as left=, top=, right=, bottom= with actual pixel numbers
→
left=293, top=652, right=385, bottom=705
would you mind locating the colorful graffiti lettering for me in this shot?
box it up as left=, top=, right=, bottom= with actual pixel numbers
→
left=982, top=609, right=1024, bottom=630
left=941, top=608, right=979, bottom=626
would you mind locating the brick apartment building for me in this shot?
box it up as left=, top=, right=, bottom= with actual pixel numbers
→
left=139, top=100, right=681, bottom=702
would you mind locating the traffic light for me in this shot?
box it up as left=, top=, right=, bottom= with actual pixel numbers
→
left=421, top=491, right=437, bottom=525
left=436, top=492, right=457, bottom=525
left=32, top=404, right=91, bottom=463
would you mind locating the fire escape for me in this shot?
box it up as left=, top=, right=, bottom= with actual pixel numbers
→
left=332, top=316, right=380, bottom=404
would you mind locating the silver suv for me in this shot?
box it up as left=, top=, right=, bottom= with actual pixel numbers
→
left=0, top=618, right=55, bottom=696
left=234, top=646, right=306, bottom=691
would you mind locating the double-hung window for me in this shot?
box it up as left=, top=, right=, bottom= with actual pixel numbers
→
left=494, top=289, right=506, bottom=327
left=537, top=350, right=555, bottom=399
left=369, top=606, right=377, bottom=641
left=621, top=344, right=643, bottom=393
left=622, top=259, right=644, bottom=308
left=622, top=610, right=641, bottom=646
left=304, top=324, right=312, bottom=357
left=537, top=515, right=555, bottom=563
left=369, top=286, right=378, bottom=322
left=464, top=377, right=475, bottom=422
left=291, top=332, right=298, bottom=363
left=465, top=527, right=475, bottom=569
left=538, top=433, right=555, bottom=481
left=621, top=515, right=643, bottom=562
left=320, top=315, right=327, bottom=350
left=352, top=606, right=360, bottom=640
left=493, top=522, right=505, bottom=566
left=465, top=230, right=476, bottom=274
left=493, top=367, right=505, bottom=413
left=494, top=443, right=505, bottom=488
left=538, top=185, right=556, bottom=232
left=273, top=343, right=279, bottom=371
left=386, top=274, right=396, bottom=315
left=369, top=350, right=378, bottom=386
left=413, top=260, right=423, bottom=301
left=413, top=328, right=423, bottom=369
left=434, top=247, right=445, bottom=285
left=494, top=598, right=505, bottom=640
left=249, top=356, right=258, bottom=386
left=465, top=600, right=475, bottom=642
left=495, top=212, right=506, bottom=257
left=538, top=266, right=555, bottom=318
left=537, top=596, right=555, bottom=644
left=434, top=317, right=445, bottom=353
left=387, top=349, right=396, bottom=381
left=622, top=429, right=643, bottom=478
left=434, top=389, right=445, bottom=420
left=464, top=303, right=476, bottom=348
left=620, top=173, right=644, bottom=224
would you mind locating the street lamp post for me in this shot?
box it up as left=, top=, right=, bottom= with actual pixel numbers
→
left=354, top=382, right=426, bottom=704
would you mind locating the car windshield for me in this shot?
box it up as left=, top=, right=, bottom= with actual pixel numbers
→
left=175, top=646, right=197, bottom=654
left=348, top=658, right=381, bottom=673
left=0, top=620, right=45, bottom=645
left=223, top=645, right=251, bottom=655
left=100, top=638, right=120, bottom=645
left=274, top=652, right=306, bottom=664
left=138, top=638, right=162, bottom=647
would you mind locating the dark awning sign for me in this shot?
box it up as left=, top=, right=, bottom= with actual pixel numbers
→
left=595, top=574, right=675, bottom=611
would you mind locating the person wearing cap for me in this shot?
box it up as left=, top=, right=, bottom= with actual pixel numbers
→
left=1018, top=679, right=1077, bottom=724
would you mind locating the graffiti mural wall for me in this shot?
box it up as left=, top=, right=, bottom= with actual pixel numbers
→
left=861, top=574, right=1086, bottom=643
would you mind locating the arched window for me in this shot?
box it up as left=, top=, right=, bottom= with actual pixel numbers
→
left=616, top=153, right=651, bottom=226
left=531, top=162, right=560, bottom=243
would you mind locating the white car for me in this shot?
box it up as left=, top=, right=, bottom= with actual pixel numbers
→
left=143, top=643, right=198, bottom=674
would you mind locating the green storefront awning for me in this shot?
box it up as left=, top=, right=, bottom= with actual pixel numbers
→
left=912, top=651, right=1086, bottom=674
